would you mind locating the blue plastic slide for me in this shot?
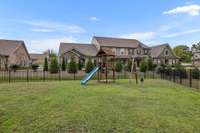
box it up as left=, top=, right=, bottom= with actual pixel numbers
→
left=81, top=67, right=100, bottom=85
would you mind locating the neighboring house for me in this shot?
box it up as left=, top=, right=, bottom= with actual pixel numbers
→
left=59, top=36, right=179, bottom=67
left=150, top=44, right=179, bottom=65
left=0, top=39, right=30, bottom=70
left=192, top=50, right=200, bottom=67
left=59, top=43, right=98, bottom=65
left=92, top=36, right=150, bottom=66
left=30, top=53, right=46, bottom=65
left=0, top=54, right=9, bottom=70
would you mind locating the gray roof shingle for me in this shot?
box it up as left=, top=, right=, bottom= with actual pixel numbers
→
left=150, top=43, right=179, bottom=58
left=93, top=36, right=149, bottom=48
left=30, top=53, right=45, bottom=60
left=59, top=43, right=98, bottom=57
left=0, top=39, right=30, bottom=59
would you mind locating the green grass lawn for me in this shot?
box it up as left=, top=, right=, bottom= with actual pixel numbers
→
left=1, top=80, right=200, bottom=133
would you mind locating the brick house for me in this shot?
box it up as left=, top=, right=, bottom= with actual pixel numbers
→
left=0, top=54, right=8, bottom=70
left=0, top=39, right=30, bottom=70
left=92, top=36, right=150, bottom=66
left=30, top=50, right=50, bottom=65
left=192, top=49, right=200, bottom=67
left=150, top=44, right=179, bottom=65
left=59, top=43, right=98, bottom=66
left=59, top=36, right=179, bottom=67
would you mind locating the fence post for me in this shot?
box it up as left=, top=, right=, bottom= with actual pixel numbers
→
left=173, top=69, right=175, bottom=82
left=26, top=69, right=29, bottom=82
left=198, top=68, right=200, bottom=89
left=43, top=71, right=45, bottom=81
left=179, top=71, right=182, bottom=85
left=189, top=69, right=192, bottom=88
left=160, top=72, right=162, bottom=79
left=8, top=70, right=11, bottom=83
left=59, top=70, right=61, bottom=81
left=73, top=73, right=76, bottom=80
left=124, top=70, right=126, bottom=79
left=153, top=70, right=155, bottom=79
left=170, top=69, right=172, bottom=81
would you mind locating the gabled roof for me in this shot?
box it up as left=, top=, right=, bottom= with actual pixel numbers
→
left=30, top=53, right=45, bottom=60
left=0, top=39, right=30, bottom=59
left=150, top=43, right=178, bottom=58
left=93, top=36, right=149, bottom=48
left=59, top=43, right=98, bottom=57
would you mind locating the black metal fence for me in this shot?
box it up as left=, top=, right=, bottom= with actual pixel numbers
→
left=0, top=69, right=200, bottom=90
left=159, top=69, right=200, bottom=89
left=0, top=70, right=159, bottom=83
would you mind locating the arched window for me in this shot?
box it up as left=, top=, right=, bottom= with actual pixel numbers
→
left=165, top=50, right=169, bottom=56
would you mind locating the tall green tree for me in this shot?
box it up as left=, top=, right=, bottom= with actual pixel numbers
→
left=43, top=57, right=48, bottom=71
left=147, top=58, right=155, bottom=71
left=85, top=58, right=94, bottom=73
left=61, top=58, right=66, bottom=71
left=115, top=60, right=123, bottom=72
left=173, top=45, right=192, bottom=63
left=140, top=60, right=148, bottom=73
left=49, top=50, right=57, bottom=58
left=78, top=59, right=84, bottom=70
left=67, top=57, right=78, bottom=73
left=67, top=57, right=78, bottom=79
left=49, top=57, right=59, bottom=73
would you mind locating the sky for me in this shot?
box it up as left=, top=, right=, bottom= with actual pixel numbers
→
left=0, top=0, right=200, bottom=53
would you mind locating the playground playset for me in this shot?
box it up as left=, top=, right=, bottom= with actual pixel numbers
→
left=81, top=49, right=138, bottom=85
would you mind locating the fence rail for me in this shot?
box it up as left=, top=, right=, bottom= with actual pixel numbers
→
left=0, top=70, right=160, bottom=83
left=0, top=69, right=200, bottom=90
left=160, top=69, right=200, bottom=89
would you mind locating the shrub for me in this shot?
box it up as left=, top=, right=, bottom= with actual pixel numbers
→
left=61, top=58, right=66, bottom=71
left=191, top=67, right=200, bottom=79
left=49, top=57, right=59, bottom=73
left=140, top=60, right=148, bottom=73
left=85, top=58, right=94, bottom=73
left=78, top=59, right=84, bottom=70
left=67, top=57, right=78, bottom=74
left=157, top=64, right=166, bottom=74
left=147, top=58, right=155, bottom=71
left=126, top=59, right=132, bottom=72
left=31, top=64, right=39, bottom=72
left=165, top=65, right=172, bottom=76
left=174, top=64, right=187, bottom=78
left=43, top=57, right=48, bottom=71
left=9, top=64, right=19, bottom=72
left=115, top=60, right=123, bottom=72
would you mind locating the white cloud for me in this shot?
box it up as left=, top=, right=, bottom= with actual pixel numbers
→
left=14, top=20, right=85, bottom=33
left=90, top=17, right=100, bottom=21
left=163, top=29, right=200, bottom=38
left=27, top=36, right=77, bottom=53
left=30, top=28, right=53, bottom=32
left=121, top=32, right=156, bottom=40
left=163, top=5, right=200, bottom=16
left=185, top=1, right=194, bottom=5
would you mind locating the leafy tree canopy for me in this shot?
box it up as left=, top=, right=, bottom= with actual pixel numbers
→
left=173, top=45, right=192, bottom=63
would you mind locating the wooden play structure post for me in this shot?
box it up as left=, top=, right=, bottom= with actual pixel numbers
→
left=96, top=49, right=116, bottom=83
left=129, top=58, right=138, bottom=84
